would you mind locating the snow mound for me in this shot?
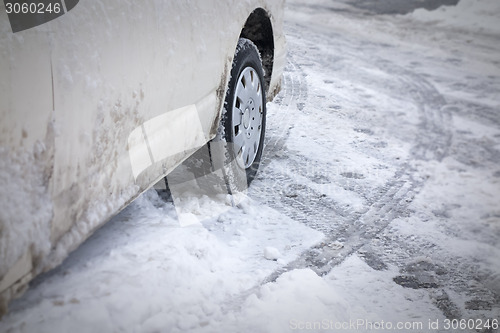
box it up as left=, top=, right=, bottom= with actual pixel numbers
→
left=409, top=0, right=500, bottom=35
left=264, top=247, right=281, bottom=261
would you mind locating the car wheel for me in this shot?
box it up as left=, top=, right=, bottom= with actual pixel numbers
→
left=210, top=38, right=267, bottom=192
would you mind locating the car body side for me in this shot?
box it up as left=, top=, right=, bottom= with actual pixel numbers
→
left=0, top=0, right=285, bottom=315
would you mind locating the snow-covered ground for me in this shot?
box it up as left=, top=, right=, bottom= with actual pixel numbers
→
left=1, top=0, right=500, bottom=332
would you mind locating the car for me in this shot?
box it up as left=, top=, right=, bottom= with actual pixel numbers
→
left=0, top=0, right=285, bottom=316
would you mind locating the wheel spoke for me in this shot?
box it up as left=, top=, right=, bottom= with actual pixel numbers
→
left=254, top=95, right=263, bottom=115
left=242, top=143, right=251, bottom=168
left=236, top=79, right=249, bottom=102
left=248, top=126, right=260, bottom=154
left=233, top=131, right=245, bottom=151
left=232, top=105, right=242, bottom=126
left=246, top=141, right=255, bottom=167
left=250, top=69, right=260, bottom=93
left=243, top=70, right=253, bottom=91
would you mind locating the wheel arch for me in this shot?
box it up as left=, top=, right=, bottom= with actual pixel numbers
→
left=239, top=8, right=275, bottom=93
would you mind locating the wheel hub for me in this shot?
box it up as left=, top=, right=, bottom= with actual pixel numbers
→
left=243, top=107, right=251, bottom=129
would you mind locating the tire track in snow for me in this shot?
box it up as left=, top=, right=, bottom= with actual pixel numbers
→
left=250, top=28, right=453, bottom=280
left=246, top=19, right=500, bottom=321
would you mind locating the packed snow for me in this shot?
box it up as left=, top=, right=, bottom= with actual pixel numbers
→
left=1, top=191, right=323, bottom=332
left=1, top=0, right=500, bottom=332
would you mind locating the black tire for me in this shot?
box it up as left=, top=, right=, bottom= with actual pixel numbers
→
left=210, top=38, right=267, bottom=192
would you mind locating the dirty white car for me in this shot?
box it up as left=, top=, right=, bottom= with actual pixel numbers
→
left=0, top=0, right=285, bottom=315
